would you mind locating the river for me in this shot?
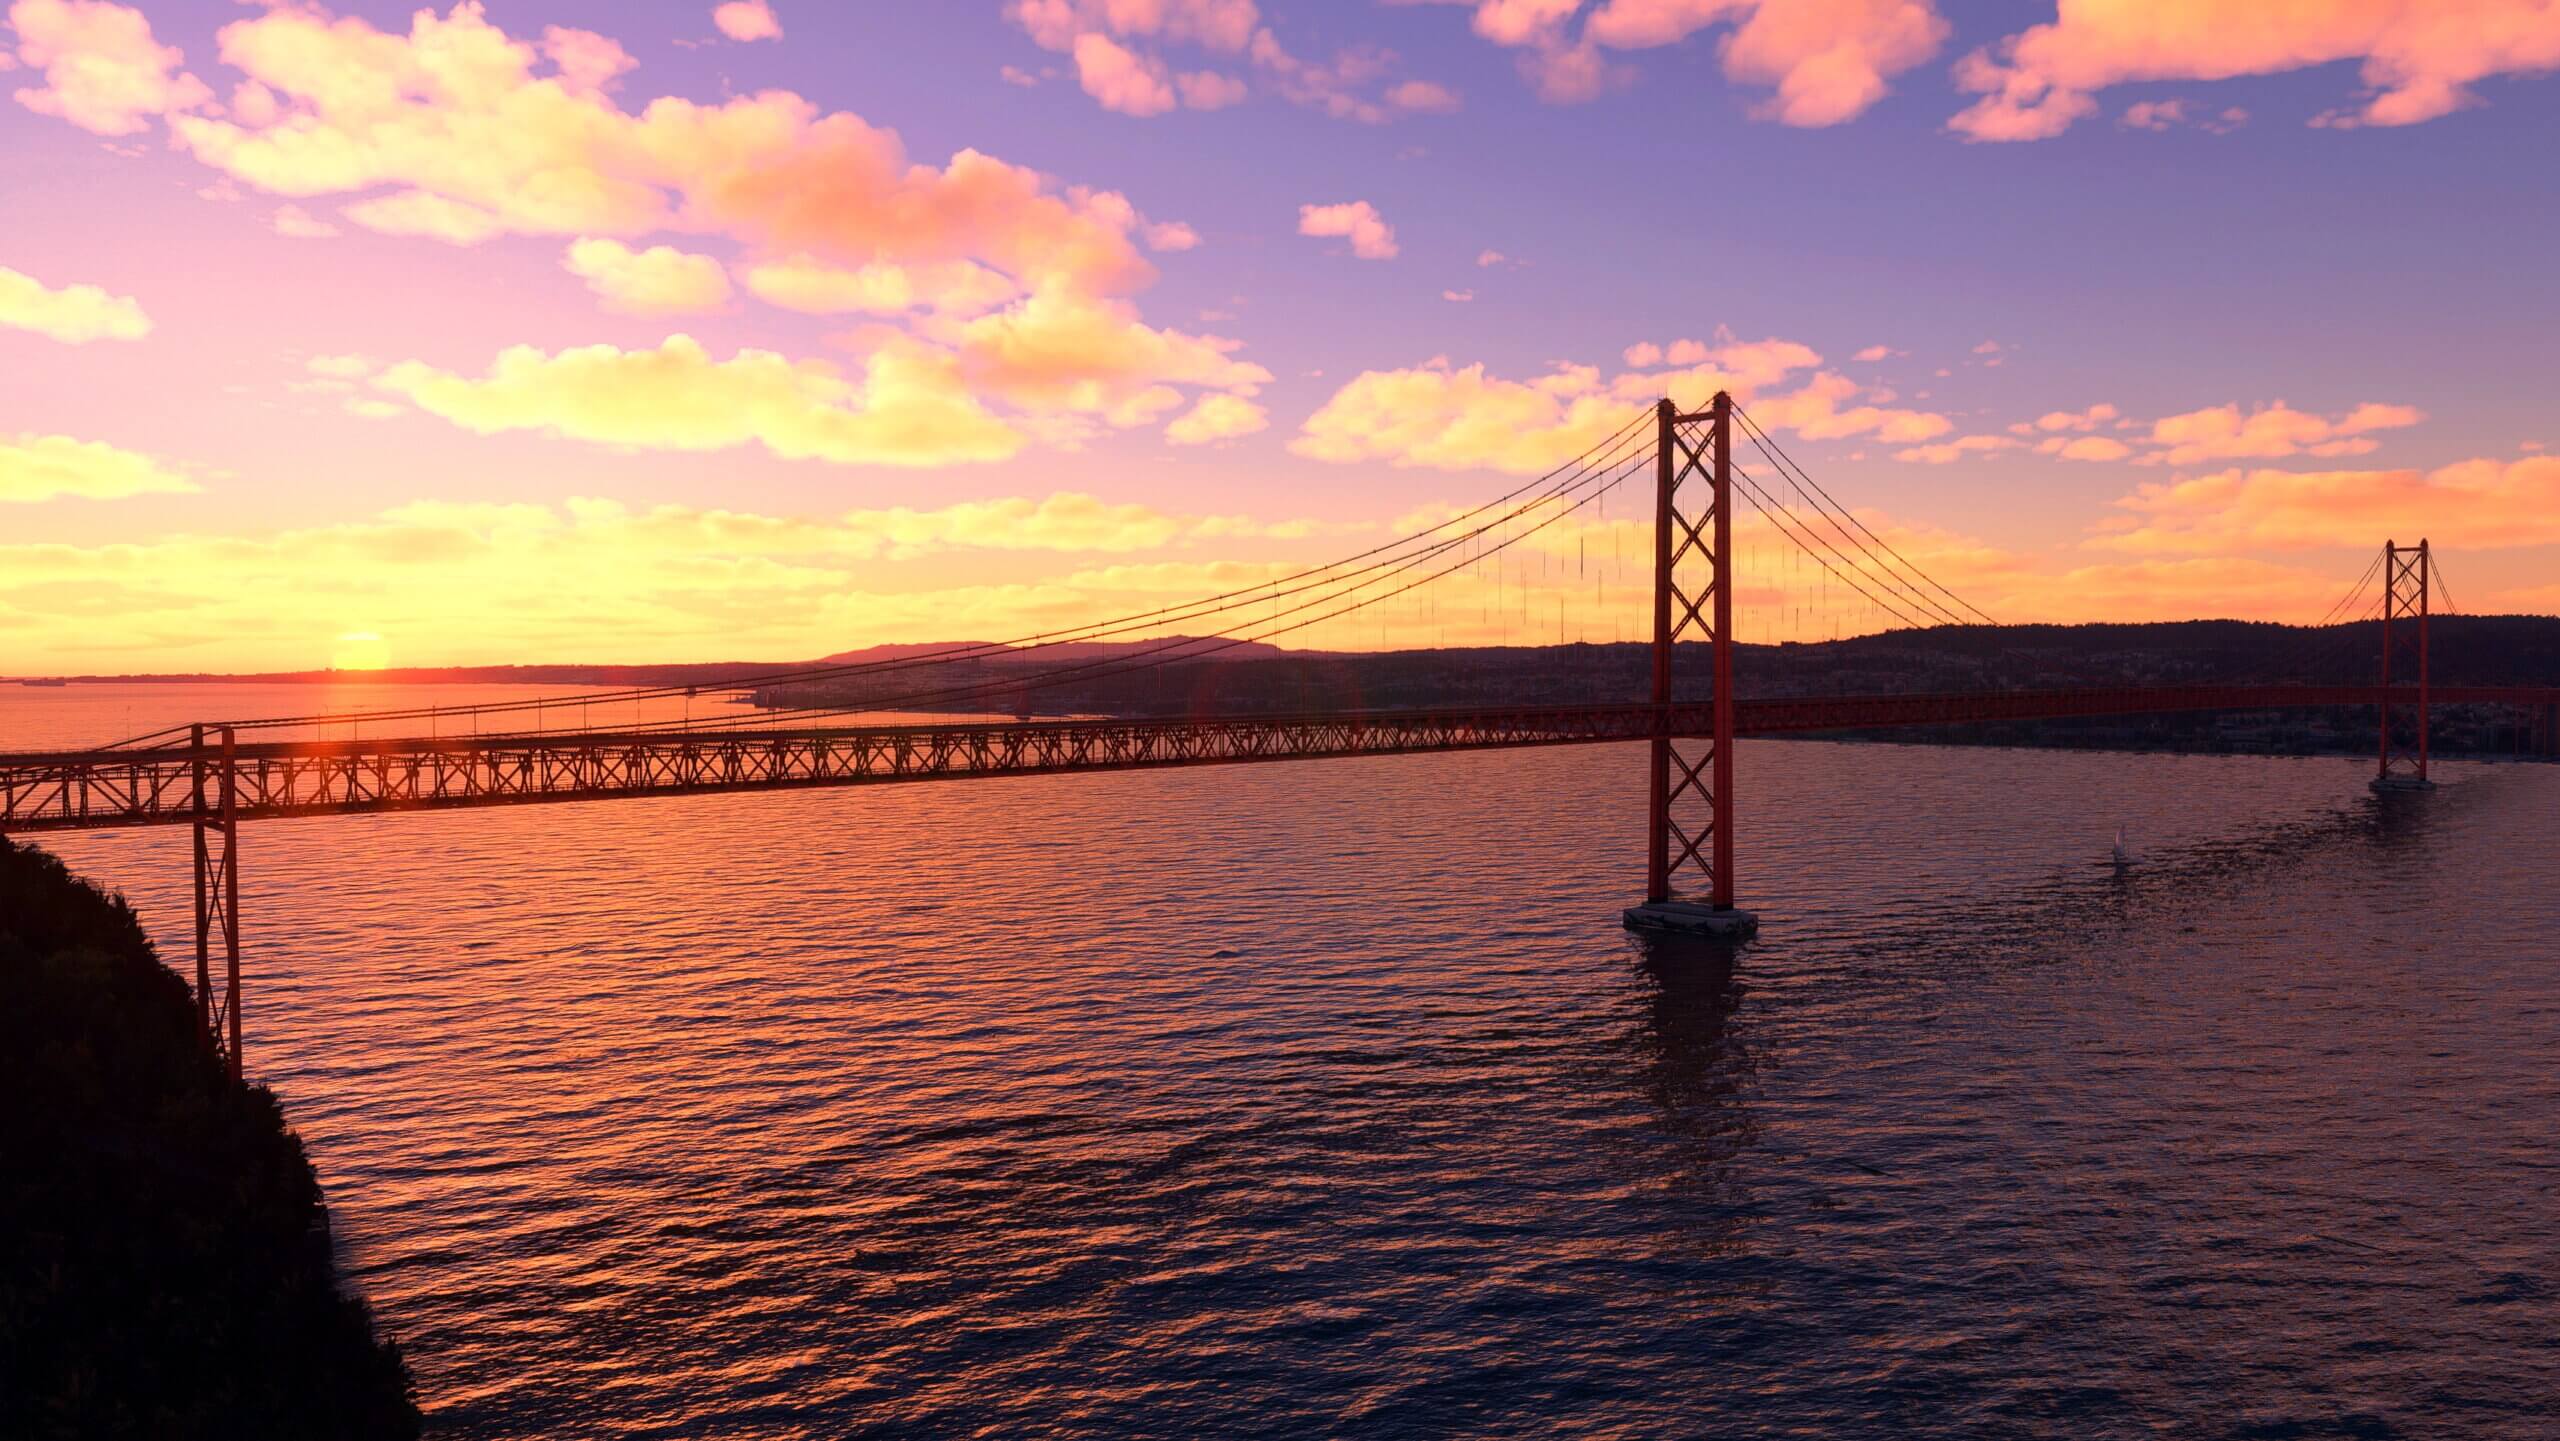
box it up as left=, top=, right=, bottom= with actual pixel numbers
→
left=16, top=683, right=2558, bottom=1438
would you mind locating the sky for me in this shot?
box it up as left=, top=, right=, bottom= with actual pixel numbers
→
left=2, top=0, right=2556, bottom=673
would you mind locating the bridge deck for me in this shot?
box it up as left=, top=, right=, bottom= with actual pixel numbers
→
left=4, top=685, right=2553, bottom=833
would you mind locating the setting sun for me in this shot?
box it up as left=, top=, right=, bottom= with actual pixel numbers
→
left=329, top=631, right=389, bottom=672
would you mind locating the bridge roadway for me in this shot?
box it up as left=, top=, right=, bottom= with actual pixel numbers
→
left=5, top=684, right=2557, bottom=835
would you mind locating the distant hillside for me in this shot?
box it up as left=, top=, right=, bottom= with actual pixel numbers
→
left=756, top=616, right=2560, bottom=712
left=750, top=615, right=2560, bottom=758
left=14, top=637, right=1293, bottom=687
left=812, top=636, right=1289, bottom=667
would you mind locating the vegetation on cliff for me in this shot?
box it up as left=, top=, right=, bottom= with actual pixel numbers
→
left=0, top=837, right=419, bottom=1440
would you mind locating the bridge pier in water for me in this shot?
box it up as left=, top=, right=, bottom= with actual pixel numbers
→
left=1625, top=392, right=1758, bottom=940
left=2372, top=538, right=2436, bottom=793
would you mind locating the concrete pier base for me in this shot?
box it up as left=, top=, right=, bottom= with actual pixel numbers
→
left=1623, top=901, right=1760, bottom=938
left=2369, top=775, right=2437, bottom=793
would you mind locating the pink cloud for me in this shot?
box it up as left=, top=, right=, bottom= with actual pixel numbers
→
left=1073, top=31, right=1179, bottom=114
left=1007, top=0, right=1455, bottom=121
left=2140, top=400, right=2424, bottom=466
left=2101, top=454, right=2560, bottom=553
left=711, top=1, right=782, bottom=44
left=269, top=203, right=339, bottom=239
left=1952, top=1, right=2560, bottom=142
left=1298, top=200, right=1399, bottom=259
left=2035, top=435, right=2133, bottom=462
left=0, top=3, right=1275, bottom=462
left=1894, top=433, right=2018, bottom=465
left=1294, top=333, right=1947, bottom=474
left=1437, top=0, right=1948, bottom=125
left=2121, top=98, right=2252, bottom=133
left=543, top=26, right=636, bottom=92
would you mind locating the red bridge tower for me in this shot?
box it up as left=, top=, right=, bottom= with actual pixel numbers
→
left=2375, top=538, right=2433, bottom=791
left=1625, top=393, right=1757, bottom=938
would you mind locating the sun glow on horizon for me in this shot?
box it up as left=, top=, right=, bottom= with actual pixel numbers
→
left=330, top=632, right=389, bottom=672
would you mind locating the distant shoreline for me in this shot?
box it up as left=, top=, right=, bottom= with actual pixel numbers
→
left=3, top=665, right=800, bottom=687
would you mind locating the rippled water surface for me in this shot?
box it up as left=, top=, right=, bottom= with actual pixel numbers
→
left=23, top=685, right=2560, bottom=1438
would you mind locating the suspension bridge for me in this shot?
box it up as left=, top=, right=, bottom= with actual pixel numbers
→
left=4, top=395, right=2553, bottom=1077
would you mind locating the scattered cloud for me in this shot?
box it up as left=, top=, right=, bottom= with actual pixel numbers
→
left=2036, top=435, right=2133, bottom=462
left=1432, top=0, right=1950, bottom=125
left=0, top=263, right=150, bottom=343
left=6, top=0, right=210, bottom=135
left=1070, top=31, right=1183, bottom=115
left=342, top=190, right=507, bottom=247
left=2120, top=98, right=2251, bottom=133
left=2013, top=402, right=2120, bottom=434
left=373, top=333, right=1025, bottom=468
left=947, top=285, right=1272, bottom=431
left=269, top=203, right=338, bottom=239
left=1177, top=67, right=1249, bottom=109
left=2099, top=454, right=2560, bottom=553
left=1000, top=63, right=1041, bottom=87
left=55, top=1, right=1166, bottom=300
left=1005, top=0, right=1457, bottom=122
left=711, top=0, right=781, bottom=43
left=1164, top=392, right=1269, bottom=445
left=1475, top=248, right=1509, bottom=267
left=1386, top=78, right=1460, bottom=112
left=1951, top=1, right=2560, bottom=142
left=563, top=239, right=732, bottom=316
left=740, top=255, right=1019, bottom=318
left=1442, top=288, right=1473, bottom=302
left=1298, top=200, right=1399, bottom=259
left=1894, top=433, right=2018, bottom=465
left=1, top=1, right=1276, bottom=469
left=1, top=432, right=197, bottom=502
left=2141, top=400, right=2424, bottom=466
left=1295, top=332, right=1950, bottom=474
left=1853, top=344, right=1900, bottom=362
left=540, top=26, right=636, bottom=95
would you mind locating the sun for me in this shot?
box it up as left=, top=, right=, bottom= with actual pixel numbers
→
left=329, top=631, right=390, bottom=672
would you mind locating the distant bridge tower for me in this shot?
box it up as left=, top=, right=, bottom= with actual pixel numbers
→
left=2375, top=538, right=2432, bottom=791
left=1626, top=393, right=1757, bottom=937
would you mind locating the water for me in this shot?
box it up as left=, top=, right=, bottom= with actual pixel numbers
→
left=0, top=679, right=973, bottom=753
left=19, top=685, right=2560, bottom=1438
